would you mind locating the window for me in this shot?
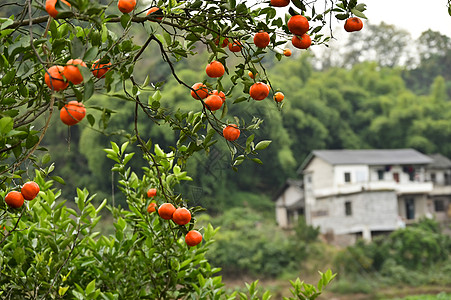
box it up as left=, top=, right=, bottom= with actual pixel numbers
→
left=344, top=172, right=351, bottom=183
left=430, top=173, right=436, bottom=183
left=377, top=169, right=384, bottom=180
left=405, top=198, right=415, bottom=220
left=345, top=201, right=352, bottom=216
left=434, top=199, right=445, bottom=212
left=393, top=172, right=400, bottom=183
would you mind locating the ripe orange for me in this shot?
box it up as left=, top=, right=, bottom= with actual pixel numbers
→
left=248, top=71, right=256, bottom=79
left=147, top=202, right=157, bottom=213
left=45, top=0, right=70, bottom=18
left=146, top=7, right=163, bottom=20
left=91, top=60, right=111, bottom=78
left=5, top=191, right=24, bottom=209
left=60, top=101, right=86, bottom=126
left=228, top=40, right=242, bottom=52
left=204, top=94, right=223, bottom=111
left=344, top=17, right=363, bottom=32
left=158, top=203, right=176, bottom=220
left=185, top=230, right=202, bottom=247
left=249, top=82, right=270, bottom=101
left=287, top=15, right=309, bottom=36
left=214, top=37, right=229, bottom=48
left=118, top=0, right=136, bottom=13
left=64, top=59, right=87, bottom=85
left=283, top=48, right=292, bottom=56
left=191, top=82, right=209, bottom=99
left=270, top=0, right=290, bottom=7
left=147, top=188, right=157, bottom=198
left=223, top=124, right=240, bottom=141
left=205, top=60, right=225, bottom=78
left=172, top=207, right=191, bottom=225
left=210, top=90, right=226, bottom=103
left=254, top=31, right=270, bottom=48
left=21, top=181, right=40, bottom=200
left=292, top=34, right=311, bottom=49
left=274, top=92, right=285, bottom=102
left=45, top=65, right=68, bottom=91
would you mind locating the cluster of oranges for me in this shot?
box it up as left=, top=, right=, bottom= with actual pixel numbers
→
left=4, top=181, right=40, bottom=209
left=146, top=188, right=202, bottom=247
left=44, top=57, right=111, bottom=126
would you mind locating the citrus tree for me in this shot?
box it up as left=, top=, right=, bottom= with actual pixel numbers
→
left=0, top=0, right=371, bottom=298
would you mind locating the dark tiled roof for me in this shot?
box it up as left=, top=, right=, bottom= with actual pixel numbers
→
left=301, top=149, right=433, bottom=171
left=428, top=153, right=451, bottom=169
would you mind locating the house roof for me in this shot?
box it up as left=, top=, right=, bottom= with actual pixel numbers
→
left=271, top=179, right=302, bottom=202
left=299, top=149, right=433, bottom=172
left=428, top=153, right=451, bottom=169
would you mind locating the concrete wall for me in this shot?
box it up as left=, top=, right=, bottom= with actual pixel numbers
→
left=309, top=191, right=399, bottom=237
left=275, top=184, right=304, bottom=228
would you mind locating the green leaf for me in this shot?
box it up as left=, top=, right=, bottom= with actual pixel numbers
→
left=51, top=176, right=66, bottom=185
left=70, top=37, right=84, bottom=58
left=254, top=140, right=271, bottom=150
left=0, top=117, right=14, bottom=135
left=350, top=8, right=367, bottom=19
left=120, top=14, right=131, bottom=29
left=251, top=158, right=263, bottom=164
left=84, top=78, right=95, bottom=100
left=85, top=279, right=96, bottom=295
left=83, top=46, right=98, bottom=61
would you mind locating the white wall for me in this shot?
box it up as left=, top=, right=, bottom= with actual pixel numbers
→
left=310, top=191, right=399, bottom=236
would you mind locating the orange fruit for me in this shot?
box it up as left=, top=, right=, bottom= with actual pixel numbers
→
left=172, top=207, right=191, bottom=225
left=210, top=90, right=226, bottom=103
left=191, top=82, right=209, bottom=99
left=185, top=230, right=202, bottom=247
left=45, top=0, right=71, bottom=18
left=204, top=94, right=223, bottom=111
left=249, top=82, right=270, bottom=101
left=274, top=92, right=285, bottom=102
left=147, top=202, right=157, bottom=213
left=205, top=60, right=225, bottom=78
left=64, top=59, right=87, bottom=85
left=248, top=71, right=257, bottom=79
left=45, top=65, right=68, bottom=91
left=214, top=37, right=229, bottom=48
left=287, top=15, right=309, bottom=36
left=158, top=203, right=176, bottom=220
left=270, top=0, right=290, bottom=7
left=228, top=40, right=242, bottom=52
left=344, top=17, right=363, bottom=32
left=91, top=60, right=111, bottom=79
left=118, top=0, right=136, bottom=13
left=21, top=181, right=40, bottom=200
left=60, top=101, right=86, bottom=126
left=5, top=191, right=24, bottom=209
left=223, top=124, right=240, bottom=141
left=253, top=31, right=270, bottom=48
left=283, top=48, right=292, bottom=56
left=147, top=188, right=157, bottom=198
left=146, top=7, right=163, bottom=20
left=292, top=34, right=311, bottom=49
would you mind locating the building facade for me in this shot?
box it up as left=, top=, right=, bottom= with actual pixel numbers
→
left=274, top=149, right=451, bottom=245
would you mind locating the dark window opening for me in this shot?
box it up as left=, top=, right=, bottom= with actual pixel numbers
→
left=434, top=199, right=445, bottom=212
left=345, top=201, right=352, bottom=216
left=377, top=170, right=384, bottom=180
left=344, top=172, right=351, bottom=183
left=431, top=173, right=436, bottom=183
left=393, top=172, right=400, bottom=183
left=405, top=198, right=415, bottom=220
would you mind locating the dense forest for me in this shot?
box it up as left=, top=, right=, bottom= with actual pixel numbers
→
left=38, top=22, right=451, bottom=213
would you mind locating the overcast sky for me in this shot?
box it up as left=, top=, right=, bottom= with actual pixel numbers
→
left=363, top=0, right=451, bottom=38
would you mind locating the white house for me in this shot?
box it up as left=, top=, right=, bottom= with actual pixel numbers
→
left=274, top=149, right=451, bottom=245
